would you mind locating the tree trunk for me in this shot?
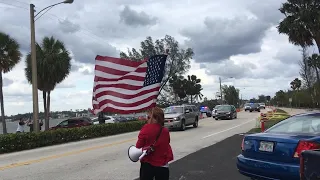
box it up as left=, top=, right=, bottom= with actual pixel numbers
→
left=0, top=72, right=7, bottom=134
left=43, top=91, right=48, bottom=130
left=190, top=95, right=193, bottom=104
left=45, top=91, right=51, bottom=130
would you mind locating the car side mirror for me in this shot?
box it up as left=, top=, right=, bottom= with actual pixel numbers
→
left=185, top=109, right=190, bottom=114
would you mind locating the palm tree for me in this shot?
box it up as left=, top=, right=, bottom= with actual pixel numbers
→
left=25, top=36, right=71, bottom=130
left=0, top=32, right=22, bottom=134
left=186, top=75, right=203, bottom=103
left=277, top=0, right=320, bottom=53
left=307, top=54, right=320, bottom=83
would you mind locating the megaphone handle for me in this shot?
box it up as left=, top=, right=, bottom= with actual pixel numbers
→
left=139, top=150, right=147, bottom=160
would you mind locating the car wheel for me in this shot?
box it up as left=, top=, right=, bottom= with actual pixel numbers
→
left=250, top=110, right=253, bottom=112
left=234, top=114, right=237, bottom=119
left=180, top=119, right=186, bottom=131
left=215, top=118, right=219, bottom=120
left=193, top=118, right=199, bottom=128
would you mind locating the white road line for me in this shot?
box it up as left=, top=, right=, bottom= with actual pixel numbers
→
left=202, top=119, right=255, bottom=139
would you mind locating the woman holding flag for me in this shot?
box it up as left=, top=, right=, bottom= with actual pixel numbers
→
left=136, top=107, right=173, bottom=180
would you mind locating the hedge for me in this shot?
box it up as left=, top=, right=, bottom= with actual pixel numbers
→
left=0, top=121, right=146, bottom=154
left=249, top=108, right=289, bottom=133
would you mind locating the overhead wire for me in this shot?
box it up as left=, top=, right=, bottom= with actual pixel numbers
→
left=0, top=0, right=120, bottom=51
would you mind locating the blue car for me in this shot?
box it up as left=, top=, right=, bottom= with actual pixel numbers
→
left=237, top=112, right=320, bottom=180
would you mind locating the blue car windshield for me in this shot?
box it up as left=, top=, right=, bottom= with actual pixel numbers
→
left=266, top=115, right=320, bottom=134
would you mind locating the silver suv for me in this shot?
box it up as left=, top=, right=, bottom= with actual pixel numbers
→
left=164, top=104, right=199, bottom=131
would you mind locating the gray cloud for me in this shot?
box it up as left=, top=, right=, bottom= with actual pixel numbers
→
left=205, top=60, right=255, bottom=79
left=3, top=78, right=14, bottom=87
left=119, top=5, right=158, bottom=27
left=58, top=19, right=81, bottom=34
left=181, top=16, right=270, bottom=63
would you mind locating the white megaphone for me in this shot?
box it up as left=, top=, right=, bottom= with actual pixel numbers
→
left=128, top=145, right=148, bottom=162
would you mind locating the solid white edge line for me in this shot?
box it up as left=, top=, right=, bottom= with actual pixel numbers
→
left=202, top=119, right=255, bottom=139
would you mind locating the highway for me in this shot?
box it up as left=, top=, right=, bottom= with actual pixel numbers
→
left=0, top=109, right=277, bottom=180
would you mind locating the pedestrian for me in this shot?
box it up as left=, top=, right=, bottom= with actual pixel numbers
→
left=27, top=118, right=33, bottom=132
left=136, top=107, right=173, bottom=180
left=16, top=118, right=26, bottom=133
left=98, top=112, right=105, bottom=124
left=39, top=119, right=44, bottom=131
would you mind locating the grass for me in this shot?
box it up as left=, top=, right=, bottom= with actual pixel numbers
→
left=247, top=108, right=290, bottom=133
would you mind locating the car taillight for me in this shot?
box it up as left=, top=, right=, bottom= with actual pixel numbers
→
left=293, top=140, right=320, bottom=158
left=241, top=137, right=244, bottom=151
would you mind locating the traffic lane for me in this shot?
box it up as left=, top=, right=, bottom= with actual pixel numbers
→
left=168, top=134, right=248, bottom=180
left=0, top=111, right=261, bottom=180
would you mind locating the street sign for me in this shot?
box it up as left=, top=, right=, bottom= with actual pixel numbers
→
left=289, top=98, right=292, bottom=103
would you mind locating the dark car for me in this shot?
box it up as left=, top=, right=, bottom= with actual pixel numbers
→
left=249, top=103, right=260, bottom=112
left=50, top=117, right=92, bottom=130
left=237, top=112, right=320, bottom=180
left=215, top=105, right=237, bottom=120
left=114, top=117, right=128, bottom=123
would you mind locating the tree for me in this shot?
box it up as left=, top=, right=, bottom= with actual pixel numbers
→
left=25, top=36, right=71, bottom=130
left=222, top=85, right=239, bottom=107
left=169, top=74, right=188, bottom=103
left=0, top=32, right=22, bottom=134
left=277, top=0, right=320, bottom=53
left=120, top=35, right=194, bottom=94
left=307, top=54, right=320, bottom=83
left=258, top=95, right=266, bottom=103
left=185, top=75, right=203, bottom=103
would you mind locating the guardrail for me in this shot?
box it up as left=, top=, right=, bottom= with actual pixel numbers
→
left=300, top=149, right=320, bottom=180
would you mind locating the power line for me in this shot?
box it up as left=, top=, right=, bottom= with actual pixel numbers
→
left=0, top=0, right=119, bottom=51
left=0, top=1, right=28, bottom=10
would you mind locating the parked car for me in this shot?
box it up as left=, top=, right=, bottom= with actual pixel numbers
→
left=212, top=105, right=221, bottom=118
left=249, top=103, right=260, bottom=112
left=258, top=103, right=266, bottom=109
left=114, top=116, right=128, bottom=123
left=200, top=106, right=212, bottom=117
left=244, top=103, right=251, bottom=111
left=92, top=116, right=115, bottom=125
left=164, top=104, right=199, bottom=131
left=237, top=112, right=320, bottom=180
left=50, top=117, right=92, bottom=130
left=215, top=105, right=237, bottom=120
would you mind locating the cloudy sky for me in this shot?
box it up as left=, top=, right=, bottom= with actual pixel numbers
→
left=0, top=0, right=315, bottom=115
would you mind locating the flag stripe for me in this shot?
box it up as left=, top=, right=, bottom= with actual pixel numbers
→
left=95, top=65, right=147, bottom=76
left=96, top=90, right=159, bottom=104
left=97, top=94, right=158, bottom=108
left=94, top=83, right=160, bottom=97
left=94, top=75, right=145, bottom=84
left=95, top=69, right=146, bottom=80
left=93, top=99, right=156, bottom=114
left=95, top=55, right=146, bottom=67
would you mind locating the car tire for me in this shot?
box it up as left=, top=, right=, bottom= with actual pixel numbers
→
left=234, top=114, right=237, bottom=119
left=193, top=117, right=199, bottom=128
left=180, top=119, right=186, bottom=131
left=250, top=110, right=253, bottom=112
left=215, top=118, right=219, bottom=120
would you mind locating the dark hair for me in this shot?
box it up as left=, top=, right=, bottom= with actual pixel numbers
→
left=147, top=107, right=164, bottom=125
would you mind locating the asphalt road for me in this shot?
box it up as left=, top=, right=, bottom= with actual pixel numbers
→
left=0, top=108, right=300, bottom=180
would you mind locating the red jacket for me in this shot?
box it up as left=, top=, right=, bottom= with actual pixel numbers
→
left=136, top=123, right=173, bottom=167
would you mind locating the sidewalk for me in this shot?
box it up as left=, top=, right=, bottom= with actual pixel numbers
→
left=168, top=134, right=247, bottom=180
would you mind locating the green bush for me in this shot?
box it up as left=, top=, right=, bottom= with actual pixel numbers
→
left=0, top=121, right=146, bottom=154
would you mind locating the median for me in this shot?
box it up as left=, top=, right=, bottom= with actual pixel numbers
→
left=248, top=108, right=290, bottom=133
left=0, top=121, right=146, bottom=154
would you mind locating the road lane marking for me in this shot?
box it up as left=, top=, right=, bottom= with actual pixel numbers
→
left=0, top=138, right=136, bottom=171
left=202, top=119, right=255, bottom=139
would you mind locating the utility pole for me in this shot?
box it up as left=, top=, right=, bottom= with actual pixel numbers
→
left=30, top=4, right=39, bottom=132
left=219, top=77, right=223, bottom=104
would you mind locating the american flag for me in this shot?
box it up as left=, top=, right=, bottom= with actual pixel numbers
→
left=92, top=55, right=168, bottom=115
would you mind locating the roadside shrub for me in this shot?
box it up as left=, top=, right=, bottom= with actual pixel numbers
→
left=0, top=121, right=146, bottom=154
